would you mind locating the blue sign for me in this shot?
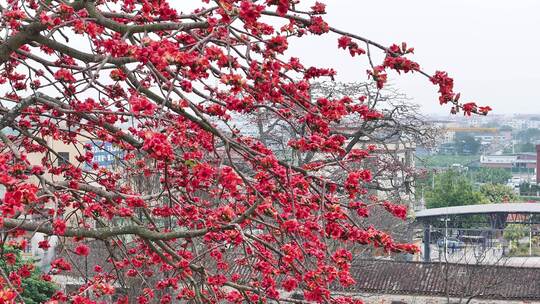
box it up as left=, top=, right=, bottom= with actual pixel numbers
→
left=87, top=141, right=124, bottom=168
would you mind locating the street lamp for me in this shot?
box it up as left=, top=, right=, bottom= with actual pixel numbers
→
left=440, top=217, right=451, bottom=261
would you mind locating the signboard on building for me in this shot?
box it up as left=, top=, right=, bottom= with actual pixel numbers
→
left=87, top=141, right=124, bottom=168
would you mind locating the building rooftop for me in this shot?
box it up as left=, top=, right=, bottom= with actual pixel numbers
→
left=333, top=259, right=540, bottom=300
left=415, top=202, right=540, bottom=219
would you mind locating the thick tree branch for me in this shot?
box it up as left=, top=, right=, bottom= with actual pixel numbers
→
left=84, top=2, right=209, bottom=34
left=0, top=23, right=44, bottom=64
left=2, top=218, right=210, bottom=240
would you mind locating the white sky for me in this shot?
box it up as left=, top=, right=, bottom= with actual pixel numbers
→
left=286, top=0, right=540, bottom=116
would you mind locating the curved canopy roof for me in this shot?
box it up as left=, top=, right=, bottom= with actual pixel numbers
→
left=415, top=203, right=540, bottom=219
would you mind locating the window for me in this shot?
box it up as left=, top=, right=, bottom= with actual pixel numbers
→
left=58, top=152, right=70, bottom=166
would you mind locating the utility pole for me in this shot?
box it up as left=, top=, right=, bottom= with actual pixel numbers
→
left=530, top=215, right=533, bottom=256
left=441, top=217, right=449, bottom=261
left=445, top=217, right=448, bottom=261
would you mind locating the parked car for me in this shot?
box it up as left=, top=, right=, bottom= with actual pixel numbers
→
left=437, top=238, right=465, bottom=249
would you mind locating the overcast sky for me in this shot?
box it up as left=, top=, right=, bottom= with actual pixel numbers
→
left=286, top=0, right=540, bottom=116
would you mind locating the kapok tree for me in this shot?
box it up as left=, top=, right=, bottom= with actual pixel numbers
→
left=0, top=1, right=490, bottom=303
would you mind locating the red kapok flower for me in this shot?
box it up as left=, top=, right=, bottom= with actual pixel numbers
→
left=110, top=69, right=127, bottom=81
left=129, top=95, right=156, bottom=115
left=54, top=69, right=76, bottom=83
left=38, top=239, right=50, bottom=250
left=142, top=132, right=175, bottom=162
left=74, top=244, right=90, bottom=256
left=53, top=218, right=67, bottom=235
left=311, top=2, right=326, bottom=14
left=382, top=201, right=407, bottom=219
left=282, top=277, right=298, bottom=291
left=239, top=1, right=264, bottom=24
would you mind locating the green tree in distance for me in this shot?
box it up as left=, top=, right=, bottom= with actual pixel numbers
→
left=503, top=224, right=527, bottom=251
left=517, top=128, right=540, bottom=142
left=425, top=170, right=487, bottom=209
left=455, top=134, right=481, bottom=155
left=473, top=168, right=512, bottom=184
left=479, top=183, right=518, bottom=203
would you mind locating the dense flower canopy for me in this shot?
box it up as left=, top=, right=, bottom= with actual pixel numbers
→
left=0, top=0, right=489, bottom=303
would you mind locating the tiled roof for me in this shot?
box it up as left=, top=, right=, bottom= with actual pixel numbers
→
left=336, top=259, right=540, bottom=300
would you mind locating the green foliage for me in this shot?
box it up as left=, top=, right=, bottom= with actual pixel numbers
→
left=519, top=195, right=540, bottom=201
left=517, top=128, right=540, bottom=142
left=425, top=170, right=487, bottom=208
left=519, top=182, right=540, bottom=197
left=508, top=245, right=540, bottom=257
left=0, top=246, right=57, bottom=304
left=419, top=154, right=478, bottom=168
left=473, top=168, right=512, bottom=184
left=520, top=142, right=535, bottom=152
left=504, top=224, right=528, bottom=250
left=503, top=142, right=536, bottom=153
left=454, top=133, right=481, bottom=155
left=504, top=224, right=527, bottom=241
left=479, top=183, right=518, bottom=203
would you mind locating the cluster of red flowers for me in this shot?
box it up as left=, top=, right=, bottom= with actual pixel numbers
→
left=53, top=218, right=67, bottom=235
left=383, top=55, right=420, bottom=74
left=51, top=258, right=72, bottom=273
left=0, top=288, right=17, bottom=303
left=39, top=11, right=62, bottom=29
left=347, top=148, right=370, bottom=161
left=431, top=72, right=492, bottom=115
left=338, top=36, right=366, bottom=57
left=225, top=95, right=255, bottom=112
left=239, top=0, right=264, bottom=24
left=316, top=97, right=349, bottom=121
left=219, top=167, right=243, bottom=194
left=367, top=66, right=388, bottom=89
left=73, top=18, right=104, bottom=38
left=462, top=102, right=492, bottom=116
left=129, top=95, right=156, bottom=115
left=53, top=69, right=76, bottom=83
left=382, top=201, right=408, bottom=220
left=304, top=67, right=337, bottom=80
left=430, top=71, right=456, bottom=105
left=38, top=239, right=51, bottom=250
left=0, top=0, right=491, bottom=303
left=266, top=0, right=291, bottom=16
left=110, top=69, right=127, bottom=81
left=308, top=16, right=330, bottom=34
left=220, top=73, right=246, bottom=93
left=345, top=170, right=372, bottom=197
left=1, top=184, right=37, bottom=217
left=311, top=2, right=327, bottom=14
left=142, top=133, right=175, bottom=162
left=288, top=134, right=346, bottom=154
left=351, top=104, right=384, bottom=120
left=3, top=9, right=26, bottom=29
left=74, top=243, right=90, bottom=256
left=349, top=201, right=369, bottom=217
left=266, top=35, right=289, bottom=54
